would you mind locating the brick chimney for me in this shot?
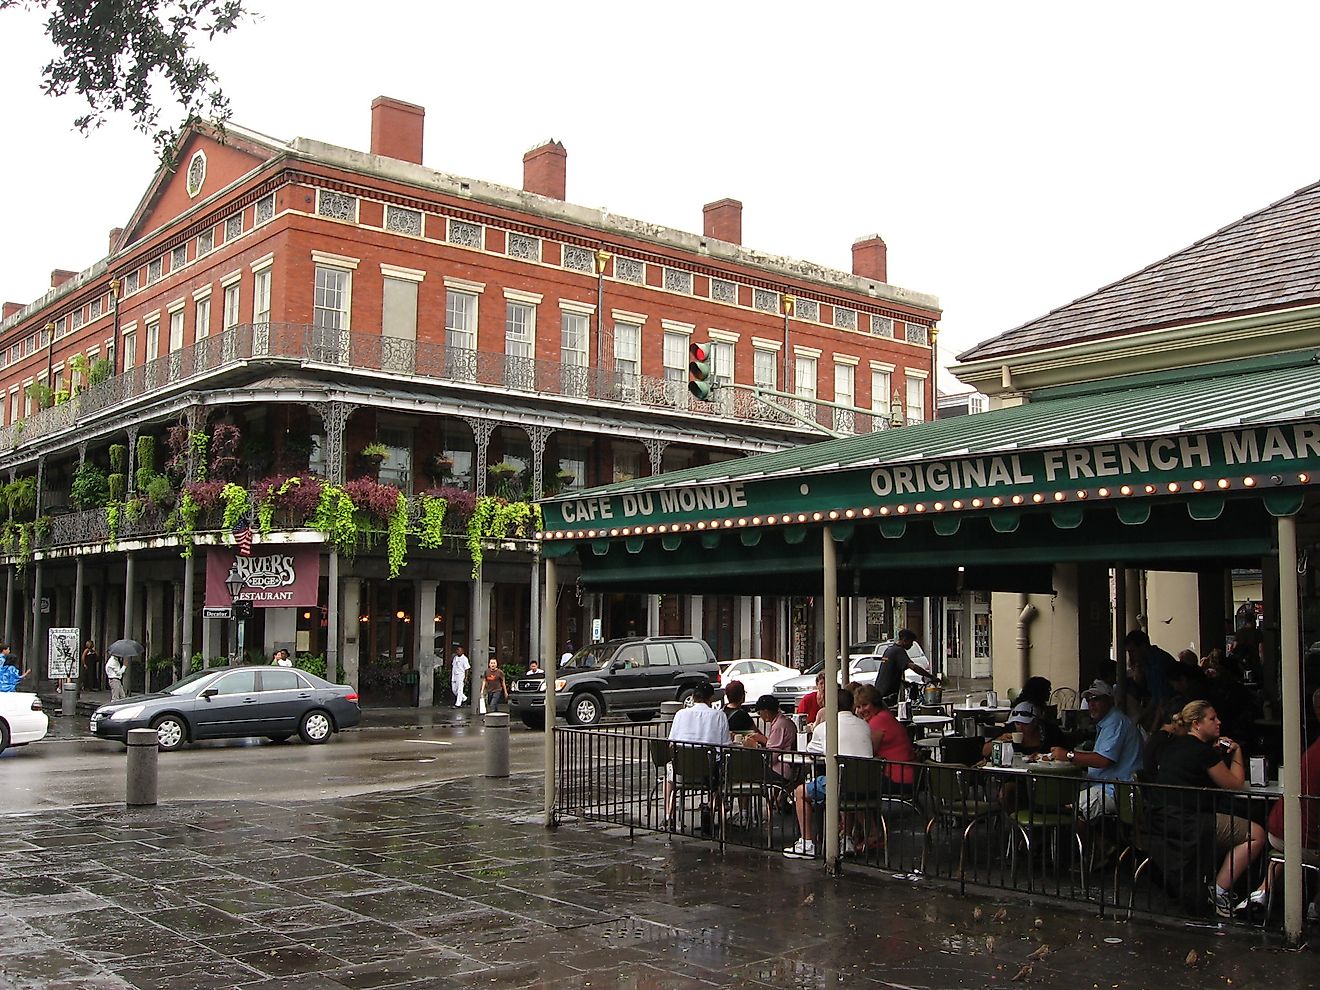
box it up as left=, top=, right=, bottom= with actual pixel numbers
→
left=523, top=140, right=567, bottom=200
left=703, top=199, right=743, bottom=245
left=108, top=227, right=124, bottom=254
left=851, top=235, right=888, bottom=283
left=369, top=96, right=425, bottom=165
left=2, top=302, right=23, bottom=321
left=50, top=269, right=77, bottom=289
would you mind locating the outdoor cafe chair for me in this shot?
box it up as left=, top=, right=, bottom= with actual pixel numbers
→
left=938, top=735, right=986, bottom=767
left=1264, top=846, right=1320, bottom=920
left=669, top=743, right=720, bottom=838
left=646, top=738, right=670, bottom=827
left=1050, top=687, right=1079, bottom=711
left=1112, top=781, right=1152, bottom=918
left=721, top=747, right=783, bottom=848
left=837, top=758, right=923, bottom=868
left=1008, top=767, right=1087, bottom=893
left=920, top=763, right=999, bottom=882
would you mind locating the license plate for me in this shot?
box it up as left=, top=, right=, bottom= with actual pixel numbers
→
left=89, top=719, right=97, bottom=733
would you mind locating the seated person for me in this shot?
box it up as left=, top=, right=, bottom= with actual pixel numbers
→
left=784, top=688, right=871, bottom=858
left=1141, top=712, right=1189, bottom=779
left=743, top=694, right=798, bottom=786
left=852, top=684, right=916, bottom=788
left=1149, top=700, right=1266, bottom=918
left=1049, top=680, right=1142, bottom=820
left=983, top=703, right=1051, bottom=760
left=721, top=680, right=755, bottom=734
left=797, top=673, right=827, bottom=727
left=525, top=659, right=542, bottom=677
left=664, top=681, right=730, bottom=824
left=1235, top=688, right=1320, bottom=916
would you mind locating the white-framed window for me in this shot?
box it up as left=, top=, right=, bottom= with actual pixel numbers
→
left=22, top=380, right=32, bottom=418
left=905, top=321, right=929, bottom=345
left=613, top=257, right=644, bottom=283
left=754, top=348, right=777, bottom=390
left=145, top=319, right=160, bottom=363
left=314, top=266, right=351, bottom=330
left=122, top=330, right=137, bottom=371
left=8, top=389, right=18, bottom=424
left=614, top=323, right=640, bottom=383
left=171, top=245, right=187, bottom=271
left=225, top=214, right=243, bottom=242
left=794, top=354, right=818, bottom=400
left=168, top=307, right=185, bottom=353
left=147, top=257, right=162, bottom=284
left=253, top=269, right=271, bottom=325
left=871, top=368, right=892, bottom=416
left=794, top=298, right=819, bottom=323
left=834, top=307, right=858, bottom=331
left=906, top=375, right=926, bottom=424
left=561, top=311, right=589, bottom=367
left=445, top=290, right=478, bottom=350
left=222, top=282, right=241, bottom=333
left=506, top=301, right=535, bottom=359
left=382, top=277, right=419, bottom=342
left=194, top=295, right=211, bottom=341
left=834, top=363, right=855, bottom=407
left=712, top=341, right=734, bottom=385
left=662, top=330, right=689, bottom=383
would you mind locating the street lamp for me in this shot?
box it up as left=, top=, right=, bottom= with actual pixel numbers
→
left=224, top=566, right=247, bottom=663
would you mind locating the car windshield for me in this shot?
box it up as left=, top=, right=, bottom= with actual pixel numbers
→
left=160, top=669, right=225, bottom=696
left=563, top=643, right=618, bottom=669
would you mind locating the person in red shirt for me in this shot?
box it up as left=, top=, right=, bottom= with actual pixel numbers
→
left=1236, top=688, right=1320, bottom=916
left=852, top=684, right=916, bottom=786
left=797, top=672, right=827, bottom=727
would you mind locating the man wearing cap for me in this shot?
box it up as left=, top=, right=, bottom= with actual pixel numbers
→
left=1050, top=679, right=1143, bottom=818
left=983, top=702, right=1052, bottom=760
left=874, top=629, right=931, bottom=704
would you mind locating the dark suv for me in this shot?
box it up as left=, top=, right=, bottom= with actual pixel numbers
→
left=508, top=637, right=719, bottom=728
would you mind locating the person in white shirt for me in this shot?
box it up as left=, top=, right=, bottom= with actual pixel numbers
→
left=450, top=647, right=470, bottom=707
left=273, top=649, right=293, bottom=668
left=665, top=681, right=729, bottom=825
left=559, top=642, right=575, bottom=666
left=785, top=688, right=871, bottom=858
left=105, top=654, right=127, bottom=700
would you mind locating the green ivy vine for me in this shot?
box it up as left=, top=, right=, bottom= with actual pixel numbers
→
left=416, top=493, right=447, bottom=549
left=220, top=483, right=249, bottom=529
left=309, top=483, right=357, bottom=555
left=465, top=496, right=542, bottom=577
left=176, top=492, right=199, bottom=558
left=106, top=502, right=120, bottom=549
left=190, top=431, right=210, bottom=481
left=386, top=492, right=408, bottom=579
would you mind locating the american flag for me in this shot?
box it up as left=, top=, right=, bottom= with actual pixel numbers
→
left=232, top=517, right=253, bottom=557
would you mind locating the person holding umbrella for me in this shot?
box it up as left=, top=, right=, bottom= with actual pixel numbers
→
left=105, top=639, right=143, bottom=700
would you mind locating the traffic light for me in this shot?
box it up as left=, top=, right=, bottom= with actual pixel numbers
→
left=688, top=341, right=715, bottom=401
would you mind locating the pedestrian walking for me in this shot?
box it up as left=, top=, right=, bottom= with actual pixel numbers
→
left=450, top=645, right=470, bottom=707
left=0, top=656, right=20, bottom=693
left=81, top=640, right=102, bottom=690
left=482, top=657, right=508, bottom=712
left=106, top=653, right=127, bottom=700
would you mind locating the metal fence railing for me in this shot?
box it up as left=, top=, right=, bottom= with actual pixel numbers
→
left=554, top=724, right=1316, bottom=931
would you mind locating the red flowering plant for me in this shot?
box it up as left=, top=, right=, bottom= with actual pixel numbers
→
left=342, top=478, right=403, bottom=524
left=252, top=474, right=325, bottom=533
left=423, top=485, right=475, bottom=525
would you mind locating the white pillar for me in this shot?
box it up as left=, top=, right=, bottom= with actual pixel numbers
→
left=543, top=556, right=559, bottom=829
left=688, top=595, right=703, bottom=640
left=738, top=597, right=753, bottom=658
left=341, top=579, right=361, bottom=691
left=528, top=556, right=540, bottom=667
left=851, top=599, right=867, bottom=642
left=751, top=596, right=763, bottom=656
left=822, top=527, right=840, bottom=871
left=416, top=581, right=438, bottom=707
left=647, top=594, right=660, bottom=637
left=1277, top=513, right=1304, bottom=945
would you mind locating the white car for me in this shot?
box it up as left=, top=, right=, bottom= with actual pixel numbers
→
left=718, top=659, right=799, bottom=703
left=0, top=693, right=49, bottom=754
left=771, top=641, right=931, bottom=708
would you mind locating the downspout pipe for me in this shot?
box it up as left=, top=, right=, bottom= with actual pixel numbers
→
left=1016, top=594, right=1037, bottom=690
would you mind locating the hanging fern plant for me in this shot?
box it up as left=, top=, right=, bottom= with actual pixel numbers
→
left=416, top=493, right=448, bottom=549
left=220, top=483, right=249, bottom=529
left=176, top=491, right=199, bottom=558
left=309, top=483, right=358, bottom=556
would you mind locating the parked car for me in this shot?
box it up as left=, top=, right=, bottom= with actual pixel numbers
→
left=717, top=659, right=798, bottom=703
left=0, top=693, right=48, bottom=755
left=771, top=641, right=930, bottom=709
left=509, top=637, right=719, bottom=728
left=89, top=666, right=360, bottom=751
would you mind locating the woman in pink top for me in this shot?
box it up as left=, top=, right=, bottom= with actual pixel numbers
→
left=852, top=684, right=916, bottom=786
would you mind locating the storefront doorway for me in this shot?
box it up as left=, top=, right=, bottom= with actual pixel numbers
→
left=359, top=580, right=416, bottom=706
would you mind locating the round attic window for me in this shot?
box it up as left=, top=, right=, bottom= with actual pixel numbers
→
left=185, top=150, right=207, bottom=198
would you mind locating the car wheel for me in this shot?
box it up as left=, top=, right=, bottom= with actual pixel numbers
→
left=677, top=688, right=696, bottom=707
left=299, top=710, right=333, bottom=744
left=567, top=693, right=603, bottom=726
left=266, top=734, right=291, bottom=743
left=152, top=715, right=186, bottom=752
left=0, top=719, right=9, bottom=755
left=626, top=712, right=653, bottom=723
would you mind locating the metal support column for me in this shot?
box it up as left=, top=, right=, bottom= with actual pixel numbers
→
left=123, top=552, right=136, bottom=692
left=543, top=555, right=558, bottom=829
left=822, top=527, right=840, bottom=872
left=327, top=550, right=339, bottom=682
left=73, top=558, right=86, bottom=681
left=32, top=561, right=45, bottom=681
left=1113, top=567, right=1128, bottom=699
left=2, top=565, right=12, bottom=644
left=529, top=553, right=540, bottom=667
left=180, top=551, right=195, bottom=680
left=1277, top=514, right=1303, bottom=945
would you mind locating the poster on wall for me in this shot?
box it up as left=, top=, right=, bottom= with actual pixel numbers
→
left=48, top=627, right=80, bottom=679
left=205, top=545, right=320, bottom=608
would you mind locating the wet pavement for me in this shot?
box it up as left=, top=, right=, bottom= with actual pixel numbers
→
left=2, top=770, right=1317, bottom=990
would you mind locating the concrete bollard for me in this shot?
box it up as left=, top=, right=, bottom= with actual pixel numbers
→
left=125, top=728, right=159, bottom=807
left=61, top=682, right=79, bottom=717
left=484, top=711, right=509, bottom=778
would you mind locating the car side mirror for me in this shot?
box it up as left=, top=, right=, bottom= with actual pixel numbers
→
left=201, top=688, right=218, bottom=700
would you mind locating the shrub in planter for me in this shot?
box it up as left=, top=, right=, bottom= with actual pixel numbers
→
left=109, top=444, right=127, bottom=474
left=210, top=423, right=242, bottom=481
left=145, top=474, right=176, bottom=512
left=71, top=463, right=110, bottom=509
left=424, top=485, right=475, bottom=522
left=342, top=478, right=402, bottom=523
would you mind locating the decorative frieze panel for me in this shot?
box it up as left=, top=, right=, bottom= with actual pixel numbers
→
left=563, top=245, right=594, bottom=273
left=171, top=245, right=187, bottom=271
left=255, top=194, right=275, bottom=225
left=448, top=219, right=484, bottom=249
left=663, top=268, right=693, bottom=294
left=905, top=322, right=929, bottom=345
left=508, top=233, right=541, bottom=261
left=794, top=298, right=819, bottom=322
left=614, top=256, right=644, bottom=283
left=834, top=307, right=857, bottom=331
left=317, top=190, right=358, bottom=222
left=753, top=288, right=779, bottom=313
left=225, top=214, right=243, bottom=242
left=870, top=314, right=895, bottom=337
left=711, top=278, right=737, bottom=304
left=385, top=205, right=423, bottom=236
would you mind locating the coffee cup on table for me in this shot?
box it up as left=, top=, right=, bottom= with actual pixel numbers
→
left=1012, top=731, right=1024, bottom=745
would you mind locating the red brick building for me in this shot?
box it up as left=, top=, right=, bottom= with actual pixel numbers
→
left=0, top=96, right=940, bottom=705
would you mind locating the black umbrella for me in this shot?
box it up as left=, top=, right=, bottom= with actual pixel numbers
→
left=107, top=638, right=144, bottom=659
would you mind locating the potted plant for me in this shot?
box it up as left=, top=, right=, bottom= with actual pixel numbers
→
left=358, top=442, right=389, bottom=480
left=429, top=452, right=454, bottom=478
left=488, top=460, right=519, bottom=480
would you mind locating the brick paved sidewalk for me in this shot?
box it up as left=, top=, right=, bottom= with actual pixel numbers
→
left=0, top=773, right=1314, bottom=989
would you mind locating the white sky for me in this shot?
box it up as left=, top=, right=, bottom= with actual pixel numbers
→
left=4, top=2, right=1320, bottom=392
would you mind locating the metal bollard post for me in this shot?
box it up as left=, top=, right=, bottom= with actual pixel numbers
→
left=125, top=728, right=159, bottom=807
left=484, top=711, right=509, bottom=778
left=61, top=681, right=79, bottom=717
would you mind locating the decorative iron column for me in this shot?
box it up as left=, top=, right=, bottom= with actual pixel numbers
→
left=642, top=438, right=669, bottom=477
left=463, top=417, right=496, bottom=497
left=125, top=426, right=139, bottom=495
left=524, top=425, right=554, bottom=499
left=312, top=402, right=360, bottom=486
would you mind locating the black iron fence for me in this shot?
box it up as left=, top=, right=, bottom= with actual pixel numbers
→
left=555, top=724, right=1317, bottom=931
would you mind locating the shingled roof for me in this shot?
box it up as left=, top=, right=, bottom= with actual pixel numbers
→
left=957, top=178, right=1320, bottom=363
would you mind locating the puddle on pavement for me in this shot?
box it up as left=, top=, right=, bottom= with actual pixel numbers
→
left=369, top=756, right=438, bottom=763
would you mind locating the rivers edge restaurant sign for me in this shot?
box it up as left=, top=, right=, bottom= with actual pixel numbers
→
left=205, top=545, right=320, bottom=608
left=541, top=425, right=1320, bottom=536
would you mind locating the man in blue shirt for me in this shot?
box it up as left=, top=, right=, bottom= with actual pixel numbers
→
left=1050, top=679, right=1142, bottom=819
